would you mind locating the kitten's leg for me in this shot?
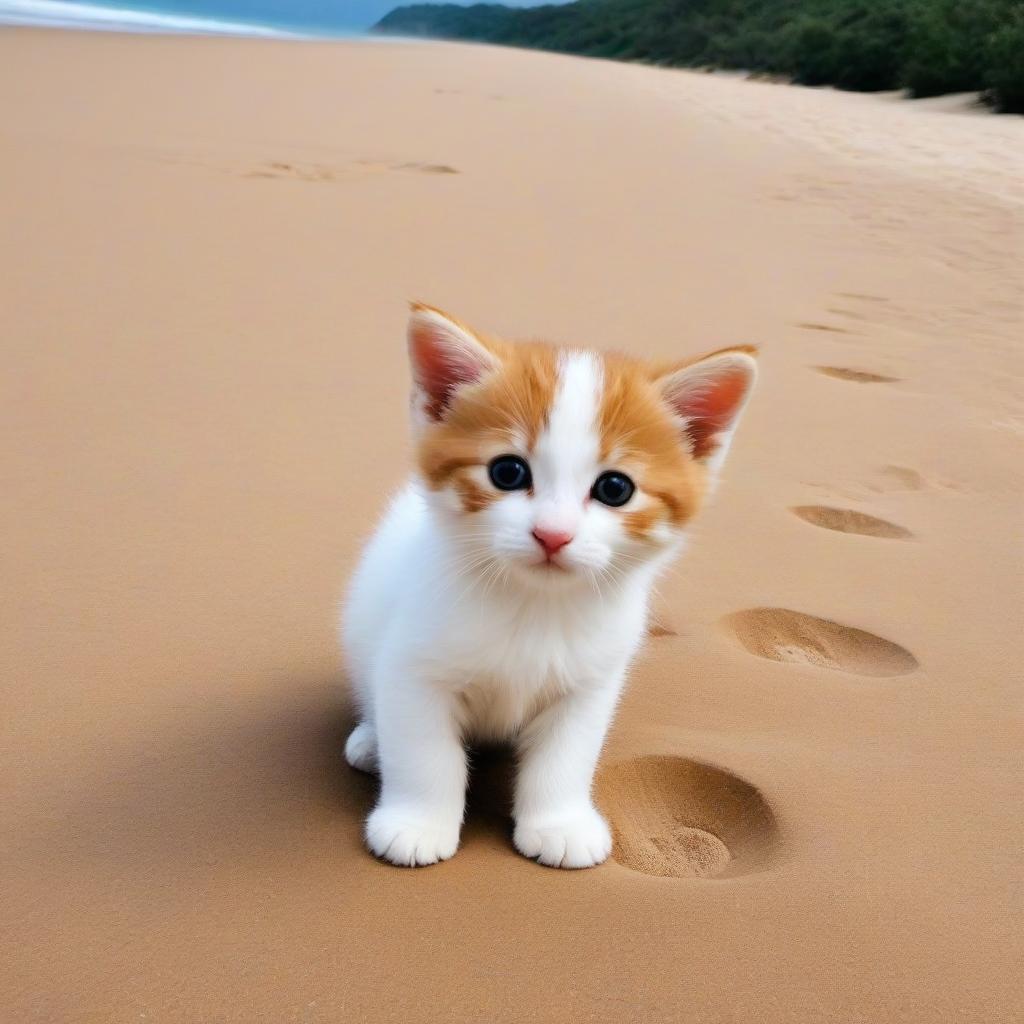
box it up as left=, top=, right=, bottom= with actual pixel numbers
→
left=344, top=721, right=378, bottom=773
left=365, top=670, right=466, bottom=867
left=513, top=677, right=624, bottom=869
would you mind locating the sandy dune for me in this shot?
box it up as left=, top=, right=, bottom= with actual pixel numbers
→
left=1, top=28, right=1021, bottom=1023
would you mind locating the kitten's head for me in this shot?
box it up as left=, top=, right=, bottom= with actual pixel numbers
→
left=407, top=303, right=757, bottom=590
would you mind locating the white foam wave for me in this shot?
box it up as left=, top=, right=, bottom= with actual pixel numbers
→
left=0, top=0, right=301, bottom=37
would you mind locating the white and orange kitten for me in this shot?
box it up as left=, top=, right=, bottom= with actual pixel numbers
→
left=342, top=304, right=757, bottom=868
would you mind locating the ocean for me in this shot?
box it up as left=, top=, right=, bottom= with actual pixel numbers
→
left=0, top=1, right=391, bottom=37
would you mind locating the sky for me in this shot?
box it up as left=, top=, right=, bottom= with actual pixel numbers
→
left=0, top=0, right=550, bottom=35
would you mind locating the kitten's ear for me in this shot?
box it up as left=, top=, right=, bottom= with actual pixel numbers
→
left=653, top=346, right=758, bottom=475
left=407, top=303, right=501, bottom=422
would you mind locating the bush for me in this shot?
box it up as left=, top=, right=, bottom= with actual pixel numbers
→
left=785, top=19, right=842, bottom=86
left=985, top=14, right=1024, bottom=112
left=833, top=5, right=909, bottom=91
left=902, top=0, right=1005, bottom=98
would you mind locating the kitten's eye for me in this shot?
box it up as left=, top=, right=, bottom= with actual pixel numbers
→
left=488, top=455, right=532, bottom=491
left=592, top=471, right=635, bottom=507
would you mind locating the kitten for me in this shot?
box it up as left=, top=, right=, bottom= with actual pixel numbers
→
left=342, top=304, right=757, bottom=868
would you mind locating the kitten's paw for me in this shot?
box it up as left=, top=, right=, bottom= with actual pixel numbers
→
left=365, top=805, right=460, bottom=867
left=513, top=805, right=612, bottom=869
left=344, top=722, right=378, bottom=773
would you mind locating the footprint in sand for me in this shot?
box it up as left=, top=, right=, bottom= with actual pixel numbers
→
left=244, top=161, right=336, bottom=182
left=791, top=506, right=913, bottom=540
left=797, top=322, right=853, bottom=334
left=813, top=366, right=901, bottom=384
left=244, top=159, right=459, bottom=182
left=394, top=161, right=459, bottom=175
left=804, top=464, right=960, bottom=500
left=647, top=615, right=677, bottom=639
left=870, top=464, right=927, bottom=492
left=723, top=608, right=917, bottom=677
left=795, top=292, right=896, bottom=336
left=825, top=306, right=872, bottom=322
left=596, top=756, right=779, bottom=879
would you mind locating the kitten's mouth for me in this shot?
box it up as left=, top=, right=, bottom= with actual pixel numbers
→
left=533, top=557, right=570, bottom=573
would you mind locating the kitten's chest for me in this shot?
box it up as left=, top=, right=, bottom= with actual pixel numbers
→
left=454, top=632, right=572, bottom=741
left=456, top=601, right=614, bottom=681
left=443, top=595, right=643, bottom=739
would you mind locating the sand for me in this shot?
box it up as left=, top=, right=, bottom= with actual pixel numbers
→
left=1, top=27, right=1021, bottom=1023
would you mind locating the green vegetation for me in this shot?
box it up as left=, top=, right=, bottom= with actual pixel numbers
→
left=374, top=0, right=1024, bottom=113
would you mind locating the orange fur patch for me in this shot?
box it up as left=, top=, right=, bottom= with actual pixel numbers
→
left=418, top=331, right=559, bottom=513
left=450, top=469, right=494, bottom=513
left=599, top=353, right=705, bottom=538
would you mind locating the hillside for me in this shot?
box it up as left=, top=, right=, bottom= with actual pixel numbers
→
left=375, top=0, right=1024, bottom=113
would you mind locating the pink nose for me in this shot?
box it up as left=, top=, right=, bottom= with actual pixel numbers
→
left=532, top=528, right=574, bottom=557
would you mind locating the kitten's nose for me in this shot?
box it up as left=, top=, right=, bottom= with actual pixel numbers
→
left=532, top=527, right=574, bottom=557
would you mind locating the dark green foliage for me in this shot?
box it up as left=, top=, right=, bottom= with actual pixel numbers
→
left=902, top=0, right=1004, bottom=97
left=781, top=4, right=909, bottom=91
left=986, top=12, right=1024, bottom=111
left=374, top=0, right=1024, bottom=113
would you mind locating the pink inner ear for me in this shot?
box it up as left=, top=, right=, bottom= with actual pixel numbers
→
left=680, top=368, right=750, bottom=460
left=410, top=323, right=486, bottom=420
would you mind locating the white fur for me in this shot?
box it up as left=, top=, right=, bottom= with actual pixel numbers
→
left=341, top=322, right=753, bottom=869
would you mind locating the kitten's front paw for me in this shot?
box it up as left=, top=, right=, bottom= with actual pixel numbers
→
left=514, top=805, right=612, bottom=869
left=365, top=804, right=461, bottom=867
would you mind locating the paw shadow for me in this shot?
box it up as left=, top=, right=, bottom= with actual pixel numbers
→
left=463, top=745, right=516, bottom=845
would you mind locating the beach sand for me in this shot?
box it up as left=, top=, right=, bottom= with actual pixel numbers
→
left=1, top=27, right=1021, bottom=1023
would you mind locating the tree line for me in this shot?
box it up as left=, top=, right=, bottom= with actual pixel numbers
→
left=374, top=0, right=1024, bottom=113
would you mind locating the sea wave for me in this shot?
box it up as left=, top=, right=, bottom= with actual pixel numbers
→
left=0, top=0, right=301, bottom=37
